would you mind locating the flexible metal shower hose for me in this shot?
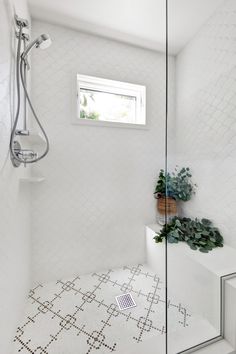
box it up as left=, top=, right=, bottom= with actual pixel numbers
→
left=10, top=24, right=49, bottom=164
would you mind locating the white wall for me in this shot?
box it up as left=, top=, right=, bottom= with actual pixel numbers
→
left=175, top=0, right=236, bottom=247
left=0, top=0, right=31, bottom=353
left=31, top=20, right=175, bottom=283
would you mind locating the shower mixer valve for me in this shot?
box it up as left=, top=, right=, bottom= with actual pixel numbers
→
left=14, top=144, right=38, bottom=161
left=15, top=149, right=38, bottom=161
left=11, top=141, right=38, bottom=167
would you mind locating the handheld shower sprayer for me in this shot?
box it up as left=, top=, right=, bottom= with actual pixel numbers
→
left=10, top=16, right=51, bottom=167
left=22, top=34, right=52, bottom=59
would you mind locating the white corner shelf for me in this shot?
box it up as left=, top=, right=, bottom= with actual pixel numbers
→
left=20, top=176, right=45, bottom=183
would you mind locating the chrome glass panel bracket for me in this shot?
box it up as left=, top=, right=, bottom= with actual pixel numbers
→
left=177, top=271, right=236, bottom=353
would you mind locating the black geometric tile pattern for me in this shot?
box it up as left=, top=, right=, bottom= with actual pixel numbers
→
left=13, top=264, right=191, bottom=353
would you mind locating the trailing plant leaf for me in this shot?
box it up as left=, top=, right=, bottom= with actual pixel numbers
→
left=154, top=166, right=196, bottom=202
left=153, top=217, right=224, bottom=253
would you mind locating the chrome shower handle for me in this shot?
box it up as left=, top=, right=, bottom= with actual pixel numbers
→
left=14, top=148, right=38, bottom=161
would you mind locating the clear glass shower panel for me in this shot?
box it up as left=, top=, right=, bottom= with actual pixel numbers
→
left=167, top=0, right=236, bottom=353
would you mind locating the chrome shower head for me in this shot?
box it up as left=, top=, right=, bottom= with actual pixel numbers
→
left=36, top=34, right=52, bottom=49
left=21, top=34, right=52, bottom=59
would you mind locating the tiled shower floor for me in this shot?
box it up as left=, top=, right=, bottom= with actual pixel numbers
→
left=13, top=264, right=192, bottom=354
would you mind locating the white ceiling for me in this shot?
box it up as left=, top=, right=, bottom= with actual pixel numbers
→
left=28, top=0, right=225, bottom=55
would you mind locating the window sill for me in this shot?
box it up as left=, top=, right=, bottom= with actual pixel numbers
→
left=71, top=118, right=149, bottom=130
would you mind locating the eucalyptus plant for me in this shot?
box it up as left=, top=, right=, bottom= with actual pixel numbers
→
left=154, top=217, right=224, bottom=253
left=80, top=91, right=100, bottom=120
left=154, top=166, right=196, bottom=201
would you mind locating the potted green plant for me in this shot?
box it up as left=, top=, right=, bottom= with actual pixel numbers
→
left=154, top=217, right=224, bottom=253
left=154, top=166, right=196, bottom=221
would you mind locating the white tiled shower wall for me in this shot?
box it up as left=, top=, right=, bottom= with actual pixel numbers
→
left=175, top=0, right=236, bottom=248
left=31, top=21, right=176, bottom=283
left=0, top=0, right=31, bottom=353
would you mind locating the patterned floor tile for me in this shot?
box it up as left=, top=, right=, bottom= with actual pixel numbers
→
left=13, top=264, right=192, bottom=354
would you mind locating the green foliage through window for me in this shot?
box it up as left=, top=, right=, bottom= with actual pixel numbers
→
left=80, top=91, right=100, bottom=120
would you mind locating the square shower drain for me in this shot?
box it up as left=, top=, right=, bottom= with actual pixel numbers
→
left=115, top=293, right=136, bottom=311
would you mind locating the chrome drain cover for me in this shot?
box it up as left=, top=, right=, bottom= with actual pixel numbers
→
left=115, top=293, right=136, bottom=311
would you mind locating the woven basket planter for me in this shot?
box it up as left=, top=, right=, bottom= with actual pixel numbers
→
left=156, top=194, right=177, bottom=216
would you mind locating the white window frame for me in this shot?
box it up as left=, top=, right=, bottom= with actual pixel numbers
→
left=75, top=74, right=146, bottom=129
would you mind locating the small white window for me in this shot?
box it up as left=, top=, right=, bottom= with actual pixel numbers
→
left=76, top=74, right=146, bottom=127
